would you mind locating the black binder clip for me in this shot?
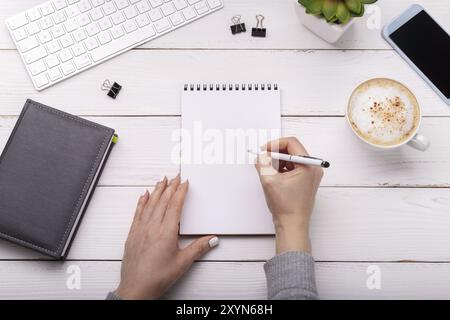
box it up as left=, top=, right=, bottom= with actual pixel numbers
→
left=251, top=15, right=266, bottom=38
left=101, top=79, right=122, bottom=99
left=230, top=15, right=246, bottom=35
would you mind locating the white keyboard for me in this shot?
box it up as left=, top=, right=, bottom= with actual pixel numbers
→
left=6, top=0, right=223, bottom=91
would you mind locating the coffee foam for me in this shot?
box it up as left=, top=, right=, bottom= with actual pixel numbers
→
left=348, top=79, right=420, bottom=147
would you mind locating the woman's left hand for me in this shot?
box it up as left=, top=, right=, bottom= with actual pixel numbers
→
left=114, top=175, right=219, bottom=300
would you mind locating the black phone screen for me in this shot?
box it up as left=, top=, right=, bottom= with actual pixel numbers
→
left=390, top=10, right=450, bottom=99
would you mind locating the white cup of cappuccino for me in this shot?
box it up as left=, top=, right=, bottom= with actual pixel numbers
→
left=347, top=78, right=430, bottom=151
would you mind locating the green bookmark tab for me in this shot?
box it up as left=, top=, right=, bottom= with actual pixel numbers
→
left=112, top=134, right=118, bottom=144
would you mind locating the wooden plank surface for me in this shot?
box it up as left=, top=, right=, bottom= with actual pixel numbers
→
left=0, top=0, right=449, bottom=50
left=0, top=261, right=449, bottom=299
left=1, top=116, right=449, bottom=187
left=0, top=50, right=448, bottom=116
left=0, top=0, right=449, bottom=300
left=1, top=187, right=450, bottom=262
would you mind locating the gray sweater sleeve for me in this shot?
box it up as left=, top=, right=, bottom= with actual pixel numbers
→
left=264, top=251, right=318, bottom=300
left=106, top=292, right=121, bottom=300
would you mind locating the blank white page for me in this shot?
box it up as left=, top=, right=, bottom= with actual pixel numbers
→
left=180, top=85, right=280, bottom=235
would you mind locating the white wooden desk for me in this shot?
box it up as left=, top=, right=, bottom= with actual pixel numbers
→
left=0, top=0, right=449, bottom=299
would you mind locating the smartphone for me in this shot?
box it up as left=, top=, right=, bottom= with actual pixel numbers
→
left=383, top=4, right=450, bottom=105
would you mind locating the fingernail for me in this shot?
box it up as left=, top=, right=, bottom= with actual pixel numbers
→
left=141, top=189, right=148, bottom=197
left=178, top=179, right=188, bottom=190
left=208, top=237, right=219, bottom=248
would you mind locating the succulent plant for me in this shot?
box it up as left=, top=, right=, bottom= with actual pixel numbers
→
left=298, top=0, right=377, bottom=24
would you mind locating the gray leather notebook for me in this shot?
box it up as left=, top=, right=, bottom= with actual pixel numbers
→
left=0, top=99, right=117, bottom=259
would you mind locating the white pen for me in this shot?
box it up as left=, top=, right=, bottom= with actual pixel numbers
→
left=248, top=149, right=330, bottom=168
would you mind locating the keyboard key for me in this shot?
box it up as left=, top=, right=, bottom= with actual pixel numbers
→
left=13, top=28, right=28, bottom=42
left=54, top=0, right=68, bottom=10
left=194, top=1, right=208, bottom=14
left=51, top=25, right=66, bottom=38
left=47, top=40, right=61, bottom=53
left=25, top=47, right=48, bottom=64
left=148, top=9, right=162, bottom=21
left=27, top=8, right=42, bottom=22
left=90, top=23, right=155, bottom=62
left=8, top=14, right=29, bottom=30
left=111, top=26, right=125, bottom=38
left=161, top=3, right=175, bottom=16
left=40, top=16, right=54, bottom=29
left=48, top=66, right=63, bottom=81
left=27, top=22, right=41, bottom=35
left=52, top=11, right=67, bottom=24
left=206, top=0, right=221, bottom=9
left=46, top=55, right=60, bottom=68
left=90, top=8, right=104, bottom=21
left=65, top=5, right=80, bottom=18
left=29, top=60, right=47, bottom=76
left=124, top=6, right=138, bottom=19
left=73, top=29, right=87, bottom=42
left=102, top=2, right=116, bottom=15
left=98, top=31, right=112, bottom=44
left=72, top=43, right=86, bottom=56
left=85, top=37, right=99, bottom=50
left=40, top=3, right=55, bottom=16
left=154, top=17, right=171, bottom=32
left=74, top=53, right=92, bottom=69
left=68, top=0, right=81, bottom=4
left=60, top=34, right=74, bottom=47
left=173, top=0, right=187, bottom=10
left=115, top=0, right=129, bottom=10
left=111, top=12, right=125, bottom=25
left=98, top=17, right=113, bottom=30
left=59, top=49, right=73, bottom=61
left=78, top=0, right=92, bottom=13
left=61, top=61, right=76, bottom=75
left=149, top=0, right=163, bottom=7
left=187, top=0, right=201, bottom=4
left=181, top=6, right=196, bottom=20
left=136, top=13, right=150, bottom=27
left=34, top=73, right=49, bottom=88
left=123, top=20, right=138, bottom=33
left=38, top=30, right=53, bottom=43
left=169, top=12, right=184, bottom=26
left=136, top=0, right=151, bottom=13
left=86, top=23, right=100, bottom=36
left=91, top=0, right=105, bottom=7
left=77, top=13, right=91, bottom=26
left=64, top=18, right=78, bottom=32
left=18, top=36, right=39, bottom=53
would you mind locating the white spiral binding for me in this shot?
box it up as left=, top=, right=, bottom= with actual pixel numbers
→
left=183, top=83, right=278, bottom=91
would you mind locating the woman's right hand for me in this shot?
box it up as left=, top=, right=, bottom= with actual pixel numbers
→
left=254, top=137, right=323, bottom=255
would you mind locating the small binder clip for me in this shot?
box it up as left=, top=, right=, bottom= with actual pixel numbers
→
left=251, top=15, right=266, bottom=38
left=101, top=79, right=122, bottom=99
left=230, top=15, right=246, bottom=35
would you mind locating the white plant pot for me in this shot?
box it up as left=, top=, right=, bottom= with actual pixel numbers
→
left=294, top=1, right=355, bottom=44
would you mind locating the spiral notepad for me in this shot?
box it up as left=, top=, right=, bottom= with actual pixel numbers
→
left=180, top=83, right=281, bottom=235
